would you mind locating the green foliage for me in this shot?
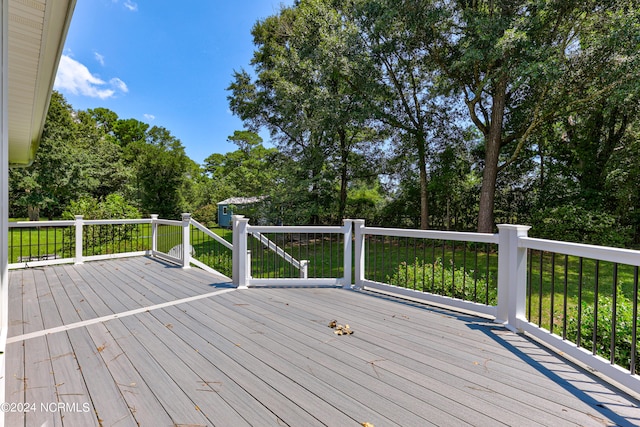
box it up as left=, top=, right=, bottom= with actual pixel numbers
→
left=344, top=181, right=385, bottom=223
left=530, top=206, right=630, bottom=247
left=204, top=132, right=279, bottom=201
left=386, top=258, right=497, bottom=305
left=567, top=288, right=639, bottom=373
left=63, top=194, right=140, bottom=220
left=193, top=204, right=219, bottom=228
left=62, top=195, right=143, bottom=256
left=228, top=0, right=386, bottom=225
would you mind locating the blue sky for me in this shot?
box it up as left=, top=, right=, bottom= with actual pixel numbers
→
left=54, top=0, right=294, bottom=165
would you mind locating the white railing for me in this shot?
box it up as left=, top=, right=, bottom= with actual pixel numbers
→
left=9, top=213, right=640, bottom=393
left=231, top=215, right=352, bottom=288
left=8, top=214, right=233, bottom=278
left=231, top=216, right=640, bottom=394
left=353, top=219, right=500, bottom=318
left=516, top=235, right=640, bottom=395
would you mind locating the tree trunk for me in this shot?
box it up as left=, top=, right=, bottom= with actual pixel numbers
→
left=338, top=128, right=348, bottom=221
left=28, top=205, right=40, bottom=222
left=416, top=133, right=429, bottom=230
left=446, top=197, right=451, bottom=230
left=477, top=76, right=507, bottom=233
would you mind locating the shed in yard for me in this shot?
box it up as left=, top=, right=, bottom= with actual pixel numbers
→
left=217, top=196, right=266, bottom=228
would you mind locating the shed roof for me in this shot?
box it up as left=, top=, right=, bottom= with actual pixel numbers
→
left=217, top=196, right=266, bottom=206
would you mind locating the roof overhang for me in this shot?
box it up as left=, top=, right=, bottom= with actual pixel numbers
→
left=7, top=0, right=76, bottom=167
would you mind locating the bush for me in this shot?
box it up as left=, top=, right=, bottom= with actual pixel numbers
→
left=193, top=203, right=218, bottom=228
left=62, top=194, right=143, bottom=255
left=530, top=206, right=630, bottom=247
left=63, top=194, right=140, bottom=220
left=386, top=258, right=496, bottom=305
left=567, top=288, right=639, bottom=373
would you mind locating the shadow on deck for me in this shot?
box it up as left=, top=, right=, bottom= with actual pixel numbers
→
left=6, top=257, right=640, bottom=426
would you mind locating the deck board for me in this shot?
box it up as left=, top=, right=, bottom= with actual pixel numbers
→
left=215, top=290, right=527, bottom=426
left=66, top=327, right=139, bottom=426
left=46, top=330, right=99, bottom=427
left=6, top=256, right=640, bottom=426
left=7, top=270, right=24, bottom=338
left=262, top=288, right=625, bottom=424
left=157, top=302, right=405, bottom=426
left=182, top=293, right=473, bottom=426
left=82, top=321, right=176, bottom=427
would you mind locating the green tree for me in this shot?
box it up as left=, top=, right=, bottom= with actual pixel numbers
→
left=228, top=0, right=385, bottom=224
left=9, top=91, right=85, bottom=219
left=399, top=0, right=640, bottom=232
left=204, top=131, right=279, bottom=200
left=133, top=126, right=191, bottom=218
left=342, top=0, right=462, bottom=229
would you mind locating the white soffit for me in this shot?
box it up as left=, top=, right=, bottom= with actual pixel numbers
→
left=7, top=0, right=75, bottom=166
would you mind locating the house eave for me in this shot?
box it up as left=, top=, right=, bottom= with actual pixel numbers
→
left=7, top=0, right=76, bottom=167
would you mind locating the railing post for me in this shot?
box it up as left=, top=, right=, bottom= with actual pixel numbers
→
left=496, top=224, right=531, bottom=331
left=299, top=260, right=309, bottom=279
left=150, top=214, right=158, bottom=254
left=74, top=215, right=84, bottom=265
left=181, top=213, right=191, bottom=269
left=232, top=215, right=250, bottom=288
left=353, top=219, right=366, bottom=288
left=342, top=219, right=354, bottom=288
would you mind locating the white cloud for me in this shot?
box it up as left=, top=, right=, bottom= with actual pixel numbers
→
left=110, top=77, right=129, bottom=93
left=54, top=55, right=128, bottom=100
left=123, top=0, right=138, bottom=11
left=94, top=52, right=105, bottom=66
left=143, top=114, right=155, bottom=121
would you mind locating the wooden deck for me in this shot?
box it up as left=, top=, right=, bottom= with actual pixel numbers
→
left=5, top=257, right=640, bottom=426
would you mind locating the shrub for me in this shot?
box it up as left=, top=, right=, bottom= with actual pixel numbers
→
left=386, top=258, right=497, bottom=305
left=62, top=194, right=143, bottom=255
left=530, top=206, right=630, bottom=247
left=567, top=288, right=639, bottom=373
left=193, top=203, right=218, bottom=228
left=63, top=194, right=140, bottom=220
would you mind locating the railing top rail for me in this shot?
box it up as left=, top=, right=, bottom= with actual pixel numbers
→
left=248, top=224, right=347, bottom=234
left=83, top=219, right=152, bottom=225
left=519, top=236, right=640, bottom=267
left=190, top=218, right=233, bottom=250
left=9, top=220, right=76, bottom=227
left=155, top=219, right=182, bottom=226
left=362, top=226, right=499, bottom=244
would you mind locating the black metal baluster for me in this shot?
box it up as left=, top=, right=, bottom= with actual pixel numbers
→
left=474, top=243, right=479, bottom=301
left=631, top=266, right=638, bottom=375
left=538, top=250, right=544, bottom=326
left=485, top=243, right=490, bottom=305
left=593, top=260, right=600, bottom=355
left=441, top=240, right=446, bottom=295
left=452, top=241, right=456, bottom=297
left=577, top=257, right=584, bottom=348
left=563, top=255, right=569, bottom=340
left=550, top=252, right=556, bottom=334
left=527, top=249, right=533, bottom=320
left=431, top=239, right=436, bottom=292
left=610, top=263, right=618, bottom=365
left=462, top=242, right=467, bottom=301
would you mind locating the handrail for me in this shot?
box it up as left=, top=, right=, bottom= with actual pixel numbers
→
left=83, top=218, right=151, bottom=226
left=249, top=230, right=304, bottom=271
left=9, top=220, right=76, bottom=227
left=363, top=226, right=498, bottom=244
left=519, top=236, right=640, bottom=267
left=190, top=218, right=233, bottom=250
